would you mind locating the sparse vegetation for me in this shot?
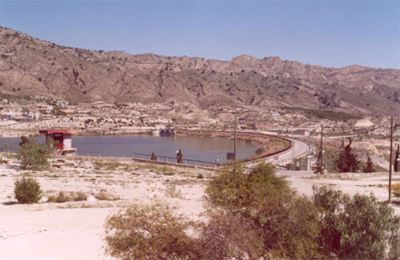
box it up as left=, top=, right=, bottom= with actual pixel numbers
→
left=95, top=189, right=119, bottom=201
left=104, top=162, right=400, bottom=259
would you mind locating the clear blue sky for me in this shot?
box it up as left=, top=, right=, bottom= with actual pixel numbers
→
left=0, top=0, right=399, bottom=69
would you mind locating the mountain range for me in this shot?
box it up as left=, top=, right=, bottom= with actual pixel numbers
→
left=1, top=26, right=400, bottom=116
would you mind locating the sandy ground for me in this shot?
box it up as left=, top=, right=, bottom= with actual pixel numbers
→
left=1, top=159, right=400, bottom=260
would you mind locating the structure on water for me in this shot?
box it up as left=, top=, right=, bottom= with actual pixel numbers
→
left=39, top=129, right=77, bottom=155
left=159, top=128, right=175, bottom=137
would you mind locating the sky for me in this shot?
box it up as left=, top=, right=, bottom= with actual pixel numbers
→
left=0, top=0, right=399, bottom=69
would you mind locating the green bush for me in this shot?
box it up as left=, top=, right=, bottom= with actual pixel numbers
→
left=14, top=177, right=43, bottom=203
left=312, top=186, right=400, bottom=259
left=206, top=162, right=288, bottom=212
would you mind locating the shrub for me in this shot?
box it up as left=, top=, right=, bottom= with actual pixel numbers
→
left=206, top=162, right=288, bottom=212
left=255, top=147, right=266, bottom=155
left=164, top=185, right=183, bottom=199
left=47, top=194, right=57, bottom=203
left=96, top=190, right=119, bottom=201
left=197, top=174, right=204, bottom=179
left=392, top=183, right=400, bottom=198
left=312, top=186, right=400, bottom=259
left=14, top=177, right=43, bottom=203
left=48, top=191, right=87, bottom=203
left=103, top=163, right=400, bottom=259
left=199, top=210, right=265, bottom=259
left=104, top=204, right=200, bottom=260
left=73, top=191, right=88, bottom=201
left=363, top=154, right=375, bottom=173
left=55, top=191, right=71, bottom=203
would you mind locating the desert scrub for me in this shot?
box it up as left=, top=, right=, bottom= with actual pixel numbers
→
left=48, top=191, right=88, bottom=203
left=14, top=176, right=43, bottom=203
left=94, top=161, right=124, bottom=170
left=391, top=182, right=400, bottom=198
left=165, top=185, right=184, bottom=199
left=74, top=191, right=88, bottom=201
left=96, top=189, right=119, bottom=201
left=104, top=203, right=197, bottom=260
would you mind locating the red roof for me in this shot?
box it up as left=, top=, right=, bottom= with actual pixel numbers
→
left=39, top=129, right=77, bottom=135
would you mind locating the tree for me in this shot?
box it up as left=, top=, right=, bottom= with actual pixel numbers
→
left=363, top=154, right=375, bottom=173
left=17, top=137, right=54, bottom=170
left=336, top=138, right=360, bottom=172
left=312, top=149, right=325, bottom=174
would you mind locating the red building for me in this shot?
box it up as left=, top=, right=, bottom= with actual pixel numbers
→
left=39, top=129, right=77, bottom=155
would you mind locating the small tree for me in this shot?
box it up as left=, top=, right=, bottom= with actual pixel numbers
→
left=14, top=177, right=43, bottom=203
left=363, top=154, right=375, bottom=173
left=150, top=152, right=157, bottom=161
left=312, top=149, right=325, bottom=174
left=336, top=138, right=360, bottom=172
left=17, top=137, right=54, bottom=170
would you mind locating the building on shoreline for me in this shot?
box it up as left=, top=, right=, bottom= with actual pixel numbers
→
left=39, top=129, right=77, bottom=156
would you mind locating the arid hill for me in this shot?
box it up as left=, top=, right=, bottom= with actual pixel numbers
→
left=1, top=26, right=400, bottom=115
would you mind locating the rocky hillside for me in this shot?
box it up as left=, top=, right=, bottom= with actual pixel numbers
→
left=1, top=26, right=400, bottom=115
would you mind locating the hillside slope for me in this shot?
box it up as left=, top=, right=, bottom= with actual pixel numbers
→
left=1, top=26, right=400, bottom=115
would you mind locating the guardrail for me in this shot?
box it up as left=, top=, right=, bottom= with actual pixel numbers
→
left=76, top=150, right=219, bottom=168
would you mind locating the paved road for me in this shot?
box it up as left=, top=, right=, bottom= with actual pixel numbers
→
left=261, top=134, right=311, bottom=166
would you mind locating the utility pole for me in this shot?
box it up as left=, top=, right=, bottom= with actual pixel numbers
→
left=292, top=141, right=295, bottom=170
left=320, top=125, right=324, bottom=174
left=234, top=115, right=237, bottom=160
left=389, top=116, right=394, bottom=204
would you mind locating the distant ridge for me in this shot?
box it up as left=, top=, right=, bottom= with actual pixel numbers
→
left=0, top=26, right=400, bottom=115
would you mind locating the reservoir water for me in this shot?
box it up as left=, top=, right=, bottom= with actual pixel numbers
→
left=1, top=135, right=258, bottom=163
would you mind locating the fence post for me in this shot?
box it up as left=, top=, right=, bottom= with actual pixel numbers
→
left=87, top=152, right=89, bottom=157
left=110, top=153, right=112, bottom=157
left=99, top=153, right=101, bottom=157
left=140, top=154, right=142, bottom=159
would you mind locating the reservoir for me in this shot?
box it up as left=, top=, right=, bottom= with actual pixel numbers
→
left=1, top=135, right=258, bottom=163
